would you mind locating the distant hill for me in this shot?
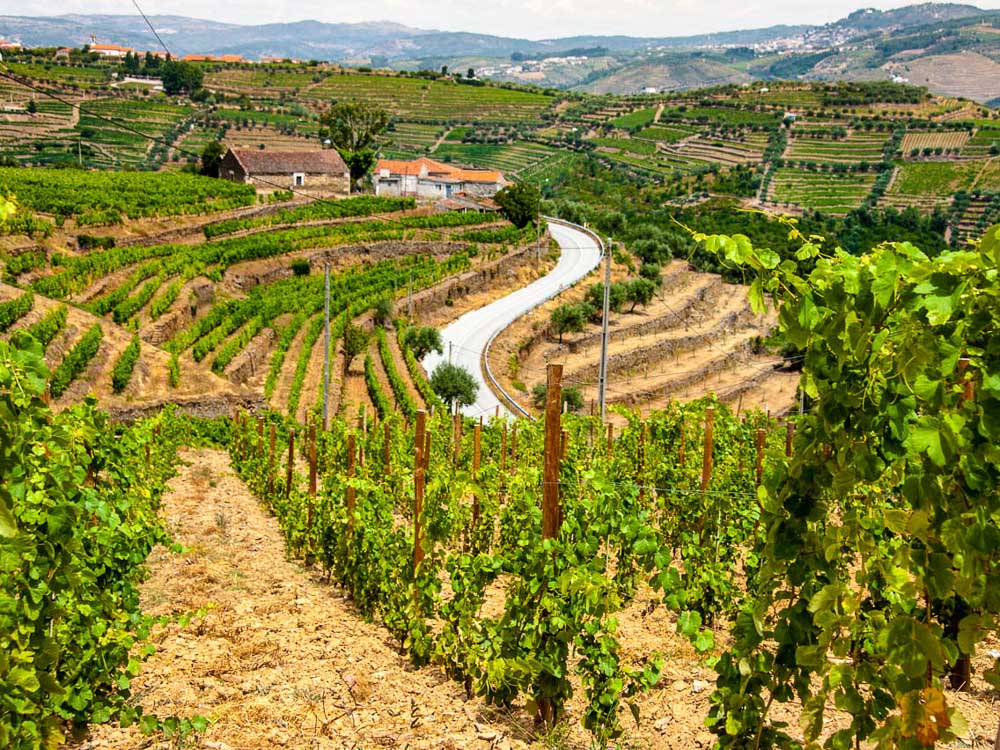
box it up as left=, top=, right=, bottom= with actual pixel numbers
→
left=1, top=4, right=998, bottom=101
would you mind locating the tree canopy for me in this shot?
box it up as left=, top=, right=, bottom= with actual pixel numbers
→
left=494, top=182, right=541, bottom=229
left=430, top=362, right=478, bottom=408
left=402, top=326, right=443, bottom=360
left=160, top=60, right=203, bottom=96
left=320, top=101, right=389, bottom=187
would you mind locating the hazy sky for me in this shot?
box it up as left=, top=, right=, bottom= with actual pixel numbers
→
left=15, top=0, right=1000, bottom=39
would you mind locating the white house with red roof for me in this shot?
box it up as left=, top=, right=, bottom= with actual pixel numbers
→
left=374, top=157, right=506, bottom=199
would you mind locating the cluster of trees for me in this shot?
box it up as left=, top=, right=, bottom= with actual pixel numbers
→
left=549, top=266, right=661, bottom=342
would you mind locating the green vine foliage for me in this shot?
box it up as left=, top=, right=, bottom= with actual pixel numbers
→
left=228, top=403, right=771, bottom=745
left=690, top=222, right=1000, bottom=749
left=0, top=336, right=182, bottom=748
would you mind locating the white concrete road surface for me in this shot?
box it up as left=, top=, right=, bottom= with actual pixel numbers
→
left=422, top=220, right=603, bottom=419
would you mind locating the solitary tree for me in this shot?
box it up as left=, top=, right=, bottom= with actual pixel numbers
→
left=625, top=277, right=657, bottom=312
left=320, top=100, right=389, bottom=188
left=430, top=362, right=478, bottom=409
left=494, top=181, right=541, bottom=229
left=532, top=383, right=583, bottom=412
left=160, top=60, right=203, bottom=95
left=550, top=303, right=591, bottom=343
left=342, top=323, right=370, bottom=374
left=26, top=100, right=37, bottom=115
left=401, top=326, right=442, bottom=359
left=200, top=140, right=225, bottom=177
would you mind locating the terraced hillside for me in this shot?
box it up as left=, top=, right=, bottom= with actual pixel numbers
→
left=488, top=257, right=799, bottom=421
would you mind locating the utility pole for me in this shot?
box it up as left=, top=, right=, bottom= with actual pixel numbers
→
left=448, top=340, right=453, bottom=364
left=597, top=235, right=612, bottom=424
left=322, top=263, right=330, bottom=430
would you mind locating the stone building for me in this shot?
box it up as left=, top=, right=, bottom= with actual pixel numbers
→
left=219, top=149, right=350, bottom=196
left=373, top=157, right=506, bottom=199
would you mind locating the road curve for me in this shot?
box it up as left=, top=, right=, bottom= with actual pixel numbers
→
left=423, top=220, right=603, bottom=419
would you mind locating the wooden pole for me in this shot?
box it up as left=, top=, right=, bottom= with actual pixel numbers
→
left=268, top=423, right=277, bottom=495
left=308, top=425, right=317, bottom=496
left=257, top=417, right=264, bottom=457
left=511, top=423, right=518, bottom=471
left=285, top=429, right=294, bottom=499
left=638, top=421, right=646, bottom=503
left=472, top=423, right=482, bottom=535
left=560, top=428, right=569, bottom=461
left=453, top=408, right=462, bottom=463
left=606, top=422, right=613, bottom=461
left=755, top=429, right=766, bottom=486
left=347, top=432, right=356, bottom=532
left=785, top=419, right=795, bottom=458
left=500, top=421, right=507, bottom=474
left=542, top=364, right=563, bottom=540
left=701, top=407, right=714, bottom=494
left=414, top=410, right=427, bottom=571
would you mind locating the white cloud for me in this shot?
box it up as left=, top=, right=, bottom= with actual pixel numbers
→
left=11, top=0, right=1000, bottom=39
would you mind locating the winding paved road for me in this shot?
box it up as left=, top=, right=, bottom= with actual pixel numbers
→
left=423, top=220, right=603, bottom=419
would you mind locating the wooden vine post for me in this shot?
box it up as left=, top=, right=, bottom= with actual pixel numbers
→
left=701, top=407, right=714, bottom=494
left=471, top=423, right=482, bottom=538
left=413, top=410, right=427, bottom=571
left=542, top=364, right=563, bottom=540
left=500, top=421, right=507, bottom=474
left=606, top=423, right=614, bottom=461
left=285, top=429, right=294, bottom=499
left=560, top=428, right=569, bottom=461
left=256, top=417, right=264, bottom=457
left=308, top=425, right=317, bottom=496
left=511, top=424, right=518, bottom=472
left=453, top=408, right=462, bottom=464
left=268, top=423, right=277, bottom=496
left=785, top=419, right=795, bottom=458
left=755, top=429, right=767, bottom=486
left=952, top=357, right=975, bottom=692
left=346, top=432, right=356, bottom=533
left=637, top=421, right=646, bottom=503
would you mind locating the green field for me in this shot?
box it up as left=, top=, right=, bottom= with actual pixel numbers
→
left=769, top=168, right=876, bottom=215
left=662, top=106, right=781, bottom=126
left=431, top=141, right=557, bottom=173
left=0, top=168, right=256, bottom=224
left=308, top=74, right=553, bottom=123
left=590, top=137, right=658, bottom=155
left=636, top=124, right=698, bottom=143
left=609, top=106, right=657, bottom=129
left=889, top=161, right=984, bottom=195
left=785, top=131, right=887, bottom=164
left=7, top=62, right=111, bottom=87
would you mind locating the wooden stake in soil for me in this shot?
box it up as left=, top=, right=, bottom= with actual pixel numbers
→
left=308, top=425, right=317, bottom=497
left=413, top=410, right=427, bottom=571
left=560, top=428, right=569, bottom=461
left=542, top=364, right=563, bottom=540
left=638, top=421, right=646, bottom=504
left=257, top=417, right=264, bottom=457
left=606, top=423, right=614, bottom=461
left=701, top=407, right=714, bottom=494
left=472, top=423, right=482, bottom=532
left=268, top=423, right=277, bottom=496
left=500, top=421, right=507, bottom=474
left=511, top=423, right=518, bottom=469
left=347, top=432, right=356, bottom=532
left=453, top=408, right=462, bottom=464
left=755, top=429, right=766, bottom=486
left=285, top=429, right=294, bottom=499
left=785, top=419, right=795, bottom=458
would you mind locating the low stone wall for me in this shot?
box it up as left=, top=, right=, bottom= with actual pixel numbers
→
left=141, top=279, right=215, bottom=345
left=570, top=306, right=762, bottom=382
left=224, top=327, right=277, bottom=385
left=106, top=393, right=267, bottom=423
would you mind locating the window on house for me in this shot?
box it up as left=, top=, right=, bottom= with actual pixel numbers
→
left=293, top=173, right=304, bottom=187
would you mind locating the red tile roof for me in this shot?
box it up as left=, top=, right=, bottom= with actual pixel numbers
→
left=376, top=157, right=503, bottom=184
left=229, top=148, right=348, bottom=175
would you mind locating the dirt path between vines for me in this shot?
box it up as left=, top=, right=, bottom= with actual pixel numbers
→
left=78, top=448, right=524, bottom=750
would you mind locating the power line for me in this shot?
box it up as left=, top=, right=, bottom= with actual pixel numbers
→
left=129, top=0, right=173, bottom=58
